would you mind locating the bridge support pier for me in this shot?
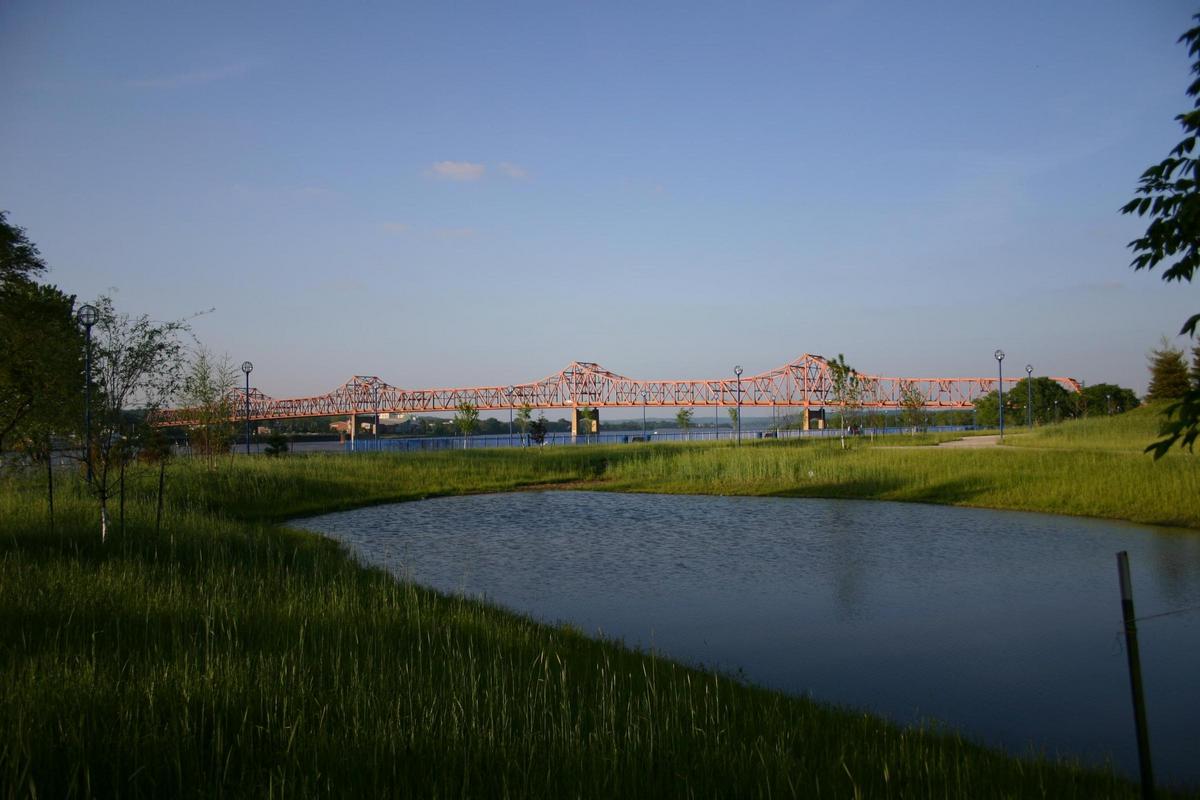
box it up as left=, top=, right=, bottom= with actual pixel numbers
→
left=349, top=413, right=356, bottom=450
left=572, top=407, right=599, bottom=439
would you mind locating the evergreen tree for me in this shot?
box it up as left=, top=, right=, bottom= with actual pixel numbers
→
left=1146, top=340, right=1191, bottom=400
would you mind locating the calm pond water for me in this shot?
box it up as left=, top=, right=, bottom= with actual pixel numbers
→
left=296, top=492, right=1200, bottom=786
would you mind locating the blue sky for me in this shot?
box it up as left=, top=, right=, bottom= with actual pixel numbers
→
left=2, top=1, right=1197, bottom=402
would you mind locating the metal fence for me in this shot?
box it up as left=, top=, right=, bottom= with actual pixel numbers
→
left=341, top=425, right=978, bottom=452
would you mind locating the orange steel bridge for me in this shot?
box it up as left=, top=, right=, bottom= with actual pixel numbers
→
left=156, top=354, right=1081, bottom=428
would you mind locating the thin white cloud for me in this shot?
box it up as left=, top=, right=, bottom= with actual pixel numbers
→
left=128, top=60, right=256, bottom=89
left=380, top=222, right=410, bottom=234
left=432, top=227, right=476, bottom=239
left=427, top=161, right=486, bottom=181
left=496, top=162, right=529, bottom=180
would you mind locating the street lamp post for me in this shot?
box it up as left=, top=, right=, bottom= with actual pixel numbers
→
left=241, top=361, right=253, bottom=456
left=77, top=304, right=99, bottom=483
left=734, top=365, right=743, bottom=445
left=1054, top=398, right=1060, bottom=423
left=642, top=390, right=647, bottom=441
left=1025, top=364, right=1034, bottom=428
left=994, top=350, right=1006, bottom=441
left=507, top=386, right=514, bottom=445
left=373, top=385, right=380, bottom=451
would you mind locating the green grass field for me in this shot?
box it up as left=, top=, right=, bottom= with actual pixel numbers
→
left=592, top=404, right=1197, bottom=527
left=1, top=408, right=1196, bottom=797
left=155, top=403, right=1200, bottom=530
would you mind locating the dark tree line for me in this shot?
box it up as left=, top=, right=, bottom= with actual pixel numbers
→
left=972, top=378, right=1139, bottom=429
left=2, top=212, right=188, bottom=540
left=0, top=211, right=83, bottom=456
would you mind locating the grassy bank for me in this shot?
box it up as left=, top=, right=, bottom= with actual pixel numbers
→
left=2, top=409, right=1196, bottom=797
left=1003, top=402, right=1177, bottom=454
left=165, top=407, right=1199, bottom=530
left=600, top=441, right=1197, bottom=528
left=3, top=475, right=1170, bottom=799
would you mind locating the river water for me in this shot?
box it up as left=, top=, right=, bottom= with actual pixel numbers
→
left=296, top=491, right=1200, bottom=786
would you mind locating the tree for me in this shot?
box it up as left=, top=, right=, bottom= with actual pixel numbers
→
left=179, top=346, right=236, bottom=467
left=577, top=406, right=597, bottom=442
left=675, top=407, right=693, bottom=439
left=0, top=280, right=83, bottom=455
left=1121, top=15, right=1200, bottom=455
left=454, top=401, right=478, bottom=448
left=85, top=296, right=187, bottom=541
left=137, top=425, right=173, bottom=536
left=727, top=407, right=739, bottom=433
left=972, top=390, right=1016, bottom=429
left=1077, top=383, right=1139, bottom=418
left=1146, top=339, right=1190, bottom=401
left=898, top=383, right=926, bottom=434
left=1191, top=342, right=1200, bottom=388
left=528, top=414, right=548, bottom=446
left=1010, top=377, right=1079, bottom=425
left=0, top=210, right=47, bottom=285
left=264, top=431, right=289, bottom=457
left=516, top=403, right=532, bottom=445
left=0, top=212, right=83, bottom=456
left=0, top=214, right=83, bottom=537
left=826, top=353, right=862, bottom=444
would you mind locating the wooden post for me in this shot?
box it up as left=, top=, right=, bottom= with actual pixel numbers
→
left=1117, top=551, right=1155, bottom=799
left=46, top=447, right=54, bottom=535
left=119, top=458, right=126, bottom=536
left=156, top=458, right=165, bottom=536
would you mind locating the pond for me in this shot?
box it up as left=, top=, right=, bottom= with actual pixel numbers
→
left=296, top=491, right=1200, bottom=786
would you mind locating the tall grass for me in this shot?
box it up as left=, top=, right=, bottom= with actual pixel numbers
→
left=1004, top=402, right=1181, bottom=454
left=139, top=406, right=1198, bottom=531
left=161, top=447, right=604, bottom=522
left=0, top=475, right=1164, bottom=798
left=2, top=409, right=1196, bottom=796
left=600, top=437, right=1199, bottom=528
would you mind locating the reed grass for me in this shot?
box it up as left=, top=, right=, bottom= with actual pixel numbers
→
left=1003, top=402, right=1178, bottom=454
left=601, top=437, right=1198, bottom=528
left=148, top=408, right=1199, bottom=530
left=1, top=477, right=1167, bottom=798
left=2, top=408, right=1196, bottom=796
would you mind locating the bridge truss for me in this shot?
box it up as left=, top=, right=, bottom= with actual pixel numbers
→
left=155, top=354, right=1081, bottom=426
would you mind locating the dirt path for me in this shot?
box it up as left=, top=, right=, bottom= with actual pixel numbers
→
left=936, top=435, right=1003, bottom=448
